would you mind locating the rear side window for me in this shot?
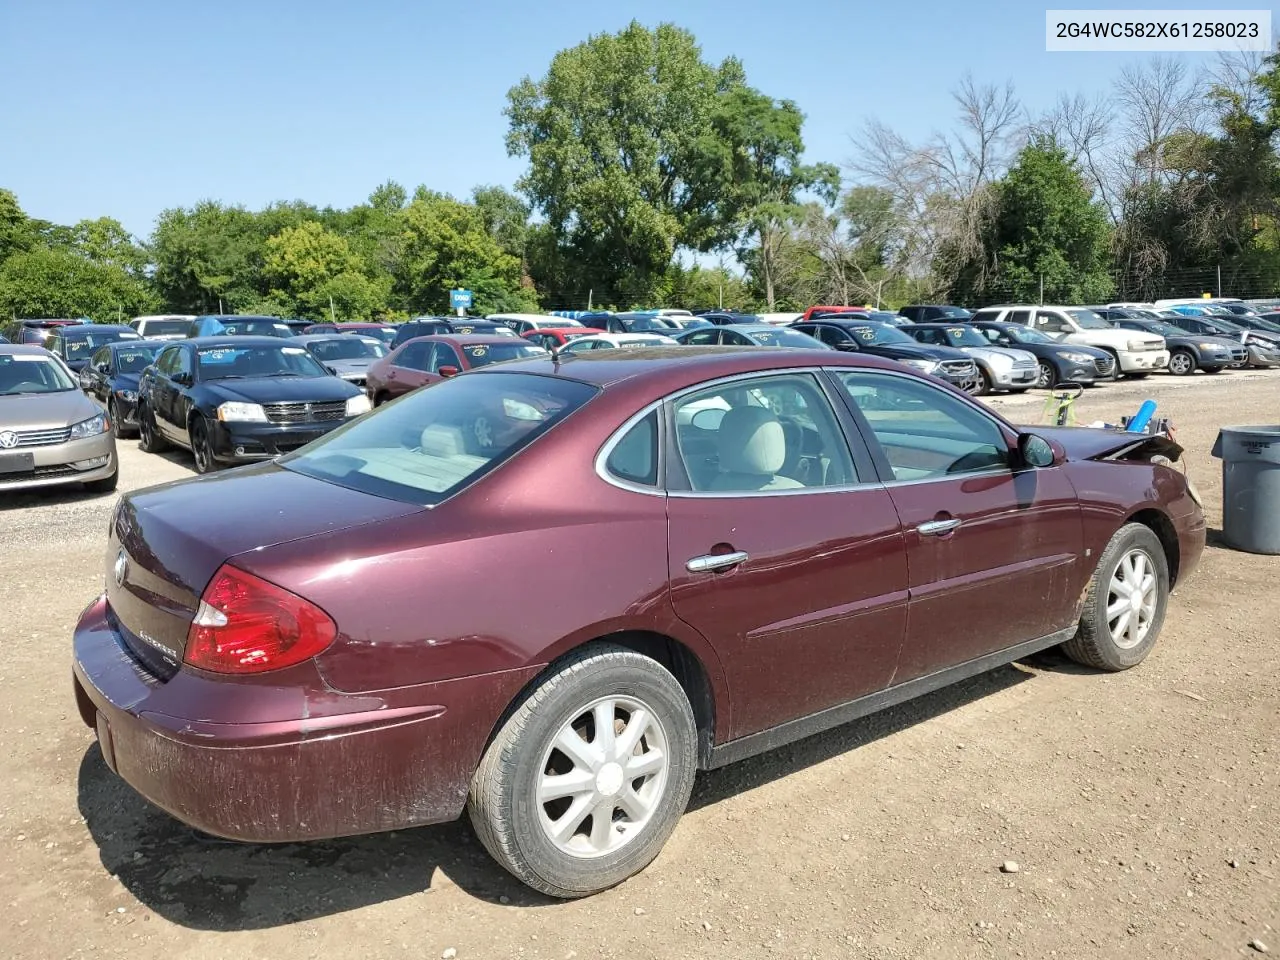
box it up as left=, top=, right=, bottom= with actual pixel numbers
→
left=605, top=411, right=659, bottom=487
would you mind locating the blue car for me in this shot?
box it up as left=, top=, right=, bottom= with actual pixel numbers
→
left=186, top=315, right=296, bottom=338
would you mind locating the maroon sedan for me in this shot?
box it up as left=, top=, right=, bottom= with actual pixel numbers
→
left=72, top=347, right=1204, bottom=898
left=364, top=334, right=548, bottom=405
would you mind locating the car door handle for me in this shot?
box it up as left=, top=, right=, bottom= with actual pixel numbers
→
left=686, top=551, right=749, bottom=573
left=917, top=519, right=962, bottom=537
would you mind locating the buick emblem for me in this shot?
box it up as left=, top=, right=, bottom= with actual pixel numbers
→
left=113, top=550, right=128, bottom=587
left=0, top=431, right=16, bottom=449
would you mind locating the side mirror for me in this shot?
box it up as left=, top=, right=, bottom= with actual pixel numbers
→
left=1019, top=433, right=1057, bottom=468
left=438, top=365, right=459, bottom=378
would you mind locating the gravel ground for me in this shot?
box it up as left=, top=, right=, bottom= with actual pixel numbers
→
left=2, top=372, right=1277, bottom=960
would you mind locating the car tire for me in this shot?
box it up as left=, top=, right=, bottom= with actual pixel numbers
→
left=190, top=417, right=219, bottom=474
left=1202, top=366, right=1225, bottom=374
left=107, top=399, right=123, bottom=438
left=1062, top=522, right=1169, bottom=672
left=137, top=403, right=169, bottom=453
left=83, top=469, right=119, bottom=494
left=468, top=644, right=698, bottom=899
left=968, top=367, right=990, bottom=396
left=1036, top=361, right=1057, bottom=388
left=1168, top=349, right=1196, bottom=376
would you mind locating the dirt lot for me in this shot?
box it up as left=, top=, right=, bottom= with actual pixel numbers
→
left=2, top=372, right=1277, bottom=960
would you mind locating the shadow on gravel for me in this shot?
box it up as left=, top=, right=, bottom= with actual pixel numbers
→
left=77, top=656, right=1043, bottom=929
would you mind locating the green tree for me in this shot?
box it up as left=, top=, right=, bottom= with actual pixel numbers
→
left=71, top=217, right=148, bottom=275
left=506, top=21, right=747, bottom=304
left=0, top=189, right=38, bottom=266
left=149, top=202, right=269, bottom=312
left=263, top=221, right=388, bottom=319
left=0, top=248, right=158, bottom=320
left=983, top=139, right=1114, bottom=303
left=471, top=185, right=531, bottom=261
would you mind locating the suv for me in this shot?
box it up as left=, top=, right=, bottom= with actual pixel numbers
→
left=130, top=315, right=195, bottom=340
left=970, top=306, right=1168, bottom=377
left=898, top=305, right=972, bottom=323
left=1, top=319, right=80, bottom=345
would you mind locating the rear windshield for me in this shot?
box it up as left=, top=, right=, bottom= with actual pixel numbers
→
left=115, top=346, right=161, bottom=373
left=142, top=320, right=190, bottom=335
left=461, top=342, right=548, bottom=367
left=0, top=354, right=77, bottom=394
left=65, top=331, right=140, bottom=359
left=196, top=345, right=328, bottom=379
left=281, top=372, right=597, bottom=505
left=620, top=316, right=673, bottom=332
left=309, top=338, right=386, bottom=361
left=222, top=321, right=294, bottom=337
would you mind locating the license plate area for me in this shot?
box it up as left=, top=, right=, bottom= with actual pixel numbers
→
left=0, top=452, right=35, bottom=475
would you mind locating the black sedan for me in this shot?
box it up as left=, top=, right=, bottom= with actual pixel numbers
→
left=1108, top=317, right=1245, bottom=375
left=674, top=323, right=834, bottom=348
left=137, top=337, right=370, bottom=474
left=46, top=324, right=143, bottom=376
left=82, top=339, right=166, bottom=436
left=390, top=318, right=518, bottom=350
left=970, top=321, right=1116, bottom=387
left=789, top=318, right=979, bottom=391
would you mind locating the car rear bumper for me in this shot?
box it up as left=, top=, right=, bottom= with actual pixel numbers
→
left=0, top=433, right=116, bottom=491
left=210, top=418, right=351, bottom=462
left=71, top=594, right=540, bottom=842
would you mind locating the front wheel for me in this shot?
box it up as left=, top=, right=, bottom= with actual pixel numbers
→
left=1062, top=523, right=1169, bottom=671
left=190, top=418, right=220, bottom=474
left=1036, top=361, right=1057, bottom=389
left=468, top=645, right=698, bottom=898
left=968, top=367, right=991, bottom=396
left=1167, top=349, right=1196, bottom=376
left=1202, top=366, right=1225, bottom=374
left=137, top=403, right=169, bottom=453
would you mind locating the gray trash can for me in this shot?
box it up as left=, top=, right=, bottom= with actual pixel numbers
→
left=1211, top=425, right=1280, bottom=555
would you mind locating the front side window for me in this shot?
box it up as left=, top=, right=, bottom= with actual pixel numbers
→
left=395, top=341, right=431, bottom=371
left=672, top=374, right=856, bottom=493
left=282, top=372, right=598, bottom=505
left=684, top=329, right=720, bottom=346
left=156, top=346, right=181, bottom=375
left=1035, top=311, right=1071, bottom=334
left=836, top=371, right=1009, bottom=482
left=430, top=343, right=462, bottom=372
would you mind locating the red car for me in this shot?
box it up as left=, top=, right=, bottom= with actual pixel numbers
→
left=364, top=334, right=548, bottom=405
left=800, top=305, right=870, bottom=322
left=522, top=326, right=605, bottom=351
left=72, top=348, right=1204, bottom=898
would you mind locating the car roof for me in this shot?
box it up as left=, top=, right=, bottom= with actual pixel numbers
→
left=721, top=323, right=791, bottom=333
left=909, top=321, right=977, bottom=327
left=0, top=343, right=56, bottom=357
left=55, top=324, right=138, bottom=335
left=291, top=333, right=378, bottom=343
left=107, top=337, right=168, bottom=349
left=571, top=333, right=674, bottom=344
left=186, top=335, right=298, bottom=348
left=476, top=345, right=905, bottom=390
left=407, top=334, right=529, bottom=347
left=799, top=317, right=894, bottom=327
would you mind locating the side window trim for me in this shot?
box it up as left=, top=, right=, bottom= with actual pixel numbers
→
left=594, top=402, right=666, bottom=495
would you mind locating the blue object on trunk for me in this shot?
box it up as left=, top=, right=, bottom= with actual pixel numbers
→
left=1126, top=400, right=1157, bottom=433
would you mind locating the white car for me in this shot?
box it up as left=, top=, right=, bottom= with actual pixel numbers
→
left=129, top=315, right=195, bottom=340
left=970, top=305, right=1168, bottom=377
left=556, top=333, right=678, bottom=354
left=487, top=314, right=585, bottom=336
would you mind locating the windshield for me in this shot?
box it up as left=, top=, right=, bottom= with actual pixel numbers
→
left=1217, top=303, right=1255, bottom=315
left=620, top=316, right=672, bottom=332
left=309, top=338, right=386, bottom=361
left=935, top=306, right=972, bottom=319
left=282, top=372, right=597, bottom=505
left=1137, top=320, right=1181, bottom=337
left=196, top=344, right=329, bottom=379
left=1066, top=308, right=1111, bottom=330
left=844, top=323, right=914, bottom=346
left=1202, top=317, right=1243, bottom=334
left=0, top=354, right=77, bottom=394
left=746, top=328, right=829, bottom=349
left=114, top=346, right=161, bottom=374
left=142, top=320, right=190, bottom=335
left=222, top=321, right=295, bottom=337
left=938, top=326, right=988, bottom=347
left=461, top=342, right=548, bottom=367
left=65, top=331, right=139, bottom=359
left=1003, top=326, right=1054, bottom=344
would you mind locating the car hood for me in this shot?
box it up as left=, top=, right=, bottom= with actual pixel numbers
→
left=203, top=375, right=360, bottom=404
left=872, top=342, right=970, bottom=362
left=960, top=345, right=1036, bottom=365
left=321, top=358, right=375, bottom=378
left=1031, top=426, right=1183, bottom=464
left=0, top=389, right=101, bottom=430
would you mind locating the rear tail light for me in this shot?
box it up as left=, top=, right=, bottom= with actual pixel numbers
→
left=185, top=564, right=336, bottom=674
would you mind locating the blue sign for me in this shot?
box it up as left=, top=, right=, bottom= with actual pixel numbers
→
left=450, top=289, right=473, bottom=310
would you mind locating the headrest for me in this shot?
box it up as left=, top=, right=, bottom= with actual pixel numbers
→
left=716, top=406, right=786, bottom=476
left=419, top=424, right=466, bottom=457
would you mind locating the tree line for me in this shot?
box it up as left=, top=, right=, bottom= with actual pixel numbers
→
left=2, top=22, right=1278, bottom=322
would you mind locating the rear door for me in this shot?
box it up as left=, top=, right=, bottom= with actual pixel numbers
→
left=830, top=369, right=1083, bottom=681
left=664, top=371, right=908, bottom=740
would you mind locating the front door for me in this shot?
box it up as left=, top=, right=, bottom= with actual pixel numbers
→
left=385, top=341, right=434, bottom=399
left=664, top=371, right=909, bottom=740
left=830, top=369, right=1083, bottom=681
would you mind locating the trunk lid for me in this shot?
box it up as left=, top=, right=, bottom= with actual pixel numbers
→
left=106, top=462, right=419, bottom=676
left=1030, top=425, right=1183, bottom=463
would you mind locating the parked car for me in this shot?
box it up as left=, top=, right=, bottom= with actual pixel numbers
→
left=293, top=334, right=388, bottom=388
left=897, top=304, right=972, bottom=323
left=859, top=310, right=914, bottom=327
left=1157, top=313, right=1280, bottom=367
left=136, top=337, right=370, bottom=473
left=556, top=333, right=679, bottom=354
left=661, top=315, right=715, bottom=330
left=72, top=345, right=1205, bottom=898
left=1211, top=312, right=1280, bottom=341
left=390, top=318, right=517, bottom=350
left=0, top=344, right=117, bottom=493
left=522, top=327, right=606, bottom=352
left=130, top=315, right=196, bottom=340
left=674, top=324, right=833, bottom=349
left=366, top=335, right=549, bottom=405
left=185, top=315, right=295, bottom=339
left=790, top=318, right=980, bottom=392
left=900, top=323, right=1038, bottom=394
left=580, top=313, right=683, bottom=334
left=301, top=322, right=398, bottom=347
left=1155, top=297, right=1258, bottom=317
left=970, top=322, right=1115, bottom=387
left=45, top=324, right=142, bottom=376
left=799, top=305, right=869, bottom=322
left=82, top=340, right=166, bottom=436
left=1, top=318, right=80, bottom=346
left=969, top=305, right=1168, bottom=378
left=489, top=314, right=584, bottom=335
left=1105, top=317, right=1246, bottom=376
left=279, top=319, right=315, bottom=334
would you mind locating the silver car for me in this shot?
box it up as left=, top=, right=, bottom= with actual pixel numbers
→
left=904, top=323, right=1040, bottom=395
left=0, top=345, right=118, bottom=494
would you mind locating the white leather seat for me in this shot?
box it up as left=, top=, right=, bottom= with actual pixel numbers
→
left=707, top=407, right=804, bottom=491
left=419, top=424, right=468, bottom=457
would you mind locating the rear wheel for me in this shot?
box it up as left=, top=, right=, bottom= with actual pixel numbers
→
left=1168, top=349, right=1196, bottom=376
left=468, top=644, right=698, bottom=898
left=190, top=418, right=219, bottom=474
left=137, top=403, right=169, bottom=453
left=1202, top=365, right=1225, bottom=374
left=1036, top=361, right=1057, bottom=388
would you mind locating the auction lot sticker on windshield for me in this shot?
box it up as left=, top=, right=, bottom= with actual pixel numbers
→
left=1046, top=10, right=1270, bottom=51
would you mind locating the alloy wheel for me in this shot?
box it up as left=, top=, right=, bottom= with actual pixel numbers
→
left=536, top=695, right=670, bottom=859
left=1106, top=548, right=1158, bottom=650
left=107, top=400, right=121, bottom=438
left=1168, top=351, right=1194, bottom=376
left=1036, top=361, right=1056, bottom=388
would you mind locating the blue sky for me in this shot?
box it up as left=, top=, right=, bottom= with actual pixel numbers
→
left=0, top=0, right=1227, bottom=239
